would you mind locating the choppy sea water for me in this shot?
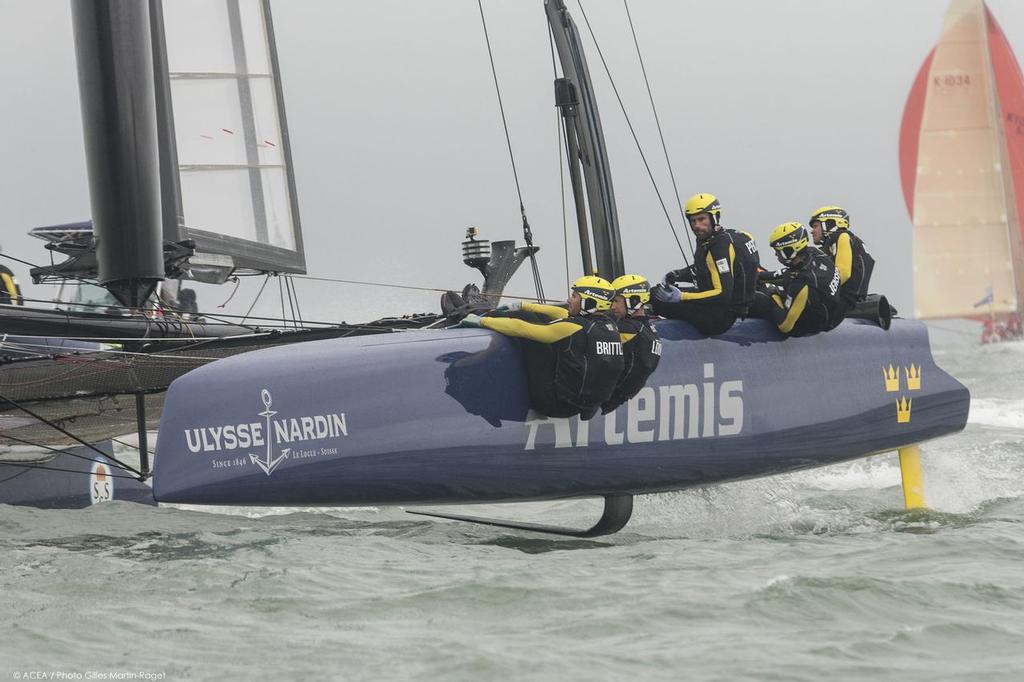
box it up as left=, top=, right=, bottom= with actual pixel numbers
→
left=2, top=334, right=1023, bottom=681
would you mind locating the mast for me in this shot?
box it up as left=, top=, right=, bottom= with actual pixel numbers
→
left=71, top=0, right=165, bottom=308
left=545, top=0, right=624, bottom=280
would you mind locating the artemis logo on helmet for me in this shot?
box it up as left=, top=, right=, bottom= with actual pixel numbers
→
left=184, top=389, right=348, bottom=466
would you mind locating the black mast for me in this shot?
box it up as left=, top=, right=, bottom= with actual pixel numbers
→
left=71, top=0, right=165, bottom=308
left=545, top=0, right=624, bottom=280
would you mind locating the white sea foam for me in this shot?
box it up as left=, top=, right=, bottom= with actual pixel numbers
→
left=968, top=398, right=1024, bottom=430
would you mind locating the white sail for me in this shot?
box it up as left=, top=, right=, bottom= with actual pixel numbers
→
left=156, top=0, right=304, bottom=276
left=908, top=0, right=1021, bottom=319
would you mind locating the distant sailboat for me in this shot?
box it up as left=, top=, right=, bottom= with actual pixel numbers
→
left=899, top=0, right=1024, bottom=342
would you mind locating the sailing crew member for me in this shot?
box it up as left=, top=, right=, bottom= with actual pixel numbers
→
left=809, top=205, right=874, bottom=310
left=602, top=274, right=661, bottom=414
left=750, top=222, right=842, bottom=337
left=460, top=276, right=624, bottom=419
left=0, top=258, right=23, bottom=305
left=651, top=193, right=758, bottom=335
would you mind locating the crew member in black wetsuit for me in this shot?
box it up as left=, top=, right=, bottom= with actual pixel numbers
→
left=0, top=260, right=22, bottom=305
left=460, top=276, right=623, bottom=419
left=809, top=205, right=874, bottom=311
left=602, top=274, right=661, bottom=414
left=651, top=193, right=758, bottom=335
left=750, top=222, right=843, bottom=337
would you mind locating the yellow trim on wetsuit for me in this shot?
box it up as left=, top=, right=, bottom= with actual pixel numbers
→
left=481, top=316, right=581, bottom=343
left=1, top=274, right=19, bottom=305
left=834, top=232, right=853, bottom=285
left=681, top=244, right=735, bottom=301
left=522, top=302, right=569, bottom=320
left=778, top=284, right=809, bottom=334
left=619, top=332, right=637, bottom=344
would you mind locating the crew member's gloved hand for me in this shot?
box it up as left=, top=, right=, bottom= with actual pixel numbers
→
left=493, top=301, right=523, bottom=314
left=663, top=268, right=690, bottom=286
left=460, top=313, right=484, bottom=328
left=650, top=283, right=681, bottom=304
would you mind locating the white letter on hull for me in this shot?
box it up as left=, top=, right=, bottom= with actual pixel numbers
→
left=659, top=384, right=700, bottom=440
left=627, top=387, right=656, bottom=443
left=702, top=363, right=716, bottom=438
left=185, top=429, right=202, bottom=453
left=719, top=380, right=744, bottom=435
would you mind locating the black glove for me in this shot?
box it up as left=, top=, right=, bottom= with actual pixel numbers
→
left=664, top=267, right=693, bottom=286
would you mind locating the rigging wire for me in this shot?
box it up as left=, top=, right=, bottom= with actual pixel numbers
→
left=574, top=1, right=691, bottom=266
left=217, top=276, right=241, bottom=308
left=476, top=0, right=546, bottom=302
left=291, top=274, right=555, bottom=303
left=287, top=276, right=304, bottom=326
left=622, top=0, right=694, bottom=258
left=7, top=294, right=336, bottom=330
left=278, top=275, right=287, bottom=328
left=241, top=274, right=271, bottom=325
left=0, top=459, right=147, bottom=481
left=0, top=430, right=141, bottom=476
left=0, top=391, right=143, bottom=478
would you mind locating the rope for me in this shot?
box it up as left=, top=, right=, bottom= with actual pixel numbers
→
left=623, top=0, right=694, bottom=259
left=287, top=276, right=304, bottom=327
left=0, top=431, right=142, bottom=475
left=575, top=1, right=690, bottom=266
left=290, top=274, right=556, bottom=303
left=0, top=460, right=148, bottom=480
left=241, top=275, right=271, bottom=325
left=477, top=0, right=546, bottom=302
left=0, top=391, right=143, bottom=478
left=278, top=275, right=287, bottom=328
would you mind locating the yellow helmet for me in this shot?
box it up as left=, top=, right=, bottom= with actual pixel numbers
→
left=684, top=193, right=722, bottom=227
left=611, top=274, right=650, bottom=312
left=768, top=222, right=810, bottom=265
left=571, top=275, right=615, bottom=313
left=809, top=205, right=849, bottom=235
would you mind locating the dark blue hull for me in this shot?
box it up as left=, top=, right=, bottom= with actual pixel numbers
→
left=0, top=442, right=155, bottom=508
left=152, top=318, right=970, bottom=506
left=0, top=335, right=156, bottom=508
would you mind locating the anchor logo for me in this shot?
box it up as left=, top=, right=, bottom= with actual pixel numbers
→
left=250, top=389, right=290, bottom=476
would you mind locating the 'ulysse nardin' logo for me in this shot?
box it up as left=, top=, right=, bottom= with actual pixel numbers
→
left=251, top=389, right=290, bottom=475
left=184, top=389, right=348, bottom=475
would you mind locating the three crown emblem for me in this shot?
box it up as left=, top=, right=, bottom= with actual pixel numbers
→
left=883, top=363, right=921, bottom=423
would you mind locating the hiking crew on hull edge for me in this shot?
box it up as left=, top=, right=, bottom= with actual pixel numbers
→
left=751, top=222, right=843, bottom=337
left=809, top=205, right=874, bottom=310
left=461, top=276, right=624, bottom=419
left=651, top=193, right=758, bottom=336
left=602, top=274, right=661, bottom=414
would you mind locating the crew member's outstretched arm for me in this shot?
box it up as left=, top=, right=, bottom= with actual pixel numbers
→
left=481, top=316, right=581, bottom=343
left=522, top=302, right=570, bottom=320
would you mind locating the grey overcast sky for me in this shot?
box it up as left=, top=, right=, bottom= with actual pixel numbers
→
left=2, top=0, right=1024, bottom=322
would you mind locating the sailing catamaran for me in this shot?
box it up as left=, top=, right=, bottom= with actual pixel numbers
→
left=2, top=0, right=969, bottom=536
left=900, top=0, right=1024, bottom=343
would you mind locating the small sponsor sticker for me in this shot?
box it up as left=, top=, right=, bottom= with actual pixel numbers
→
left=715, top=258, right=730, bottom=273
left=90, top=461, right=113, bottom=504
